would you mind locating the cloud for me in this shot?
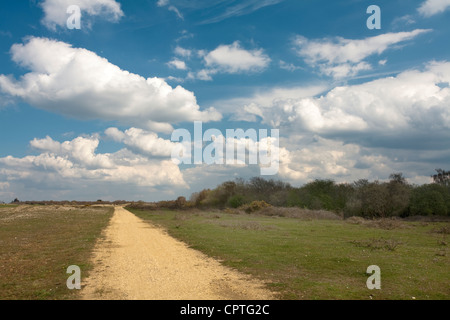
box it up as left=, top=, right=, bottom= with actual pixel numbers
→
left=165, top=76, right=185, bottom=83
left=215, top=85, right=328, bottom=121
left=0, top=37, right=221, bottom=133
left=206, top=61, right=450, bottom=186
left=187, top=69, right=215, bottom=81
left=167, top=59, right=187, bottom=70
left=154, top=0, right=284, bottom=24
left=198, top=0, right=284, bottom=24
left=0, top=182, right=9, bottom=190
left=157, top=0, right=184, bottom=20
left=179, top=42, right=271, bottom=81
left=30, top=135, right=115, bottom=169
left=294, top=29, right=431, bottom=78
left=204, top=41, right=271, bottom=74
left=157, top=0, right=170, bottom=6
left=279, top=60, right=303, bottom=72
left=275, top=135, right=436, bottom=185
left=168, top=6, right=184, bottom=19
left=418, top=0, right=450, bottom=17
left=0, top=134, right=188, bottom=200
left=391, top=15, right=416, bottom=29
left=174, top=46, right=192, bottom=58
left=238, top=61, right=450, bottom=148
left=40, top=0, right=124, bottom=30
left=105, top=127, right=178, bottom=157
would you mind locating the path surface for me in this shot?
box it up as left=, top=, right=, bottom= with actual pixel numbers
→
left=81, top=206, right=275, bottom=300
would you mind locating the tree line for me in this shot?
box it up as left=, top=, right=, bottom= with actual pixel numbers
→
left=189, top=170, right=450, bottom=218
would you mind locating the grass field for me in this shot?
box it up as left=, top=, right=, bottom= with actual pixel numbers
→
left=0, top=205, right=113, bottom=300
left=128, top=208, right=450, bottom=300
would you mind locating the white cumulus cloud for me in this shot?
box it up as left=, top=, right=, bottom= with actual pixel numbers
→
left=105, top=127, right=178, bottom=157
left=204, top=41, right=271, bottom=74
left=0, top=37, right=221, bottom=133
left=0, top=134, right=188, bottom=194
left=236, top=61, right=450, bottom=143
left=167, top=59, right=187, bottom=70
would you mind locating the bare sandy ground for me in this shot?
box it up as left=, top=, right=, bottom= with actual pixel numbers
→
left=81, top=206, right=276, bottom=300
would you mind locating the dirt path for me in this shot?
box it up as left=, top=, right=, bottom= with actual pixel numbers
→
left=81, top=206, right=275, bottom=300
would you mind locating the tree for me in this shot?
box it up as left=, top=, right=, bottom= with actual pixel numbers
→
left=175, top=196, right=187, bottom=208
left=410, top=184, right=448, bottom=216
left=190, top=189, right=210, bottom=206
left=227, top=194, right=245, bottom=208
left=389, top=173, right=407, bottom=185
left=387, top=173, right=411, bottom=217
left=432, top=169, right=450, bottom=187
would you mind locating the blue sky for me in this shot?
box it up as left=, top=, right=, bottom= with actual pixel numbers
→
left=0, top=0, right=449, bottom=201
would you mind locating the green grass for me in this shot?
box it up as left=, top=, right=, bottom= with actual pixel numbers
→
left=0, top=205, right=113, bottom=300
left=128, top=208, right=450, bottom=300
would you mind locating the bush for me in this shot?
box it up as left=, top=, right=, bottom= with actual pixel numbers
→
left=190, top=189, right=211, bottom=207
left=345, top=181, right=390, bottom=218
left=386, top=174, right=412, bottom=217
left=409, top=184, right=448, bottom=216
left=240, top=200, right=272, bottom=213
left=227, top=195, right=246, bottom=208
left=175, top=196, right=187, bottom=209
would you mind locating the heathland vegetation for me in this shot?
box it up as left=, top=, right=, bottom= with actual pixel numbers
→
left=124, top=170, right=449, bottom=299
left=1, top=170, right=448, bottom=300
left=130, top=170, right=450, bottom=219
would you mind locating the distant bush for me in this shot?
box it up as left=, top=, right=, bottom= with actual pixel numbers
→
left=126, top=202, right=157, bottom=211
left=186, top=174, right=449, bottom=219
left=239, top=200, right=272, bottom=213
left=227, top=194, right=246, bottom=208
left=190, top=189, right=211, bottom=207
left=175, top=196, right=187, bottom=209
left=344, top=176, right=411, bottom=218
left=240, top=200, right=272, bottom=213
left=409, top=184, right=449, bottom=216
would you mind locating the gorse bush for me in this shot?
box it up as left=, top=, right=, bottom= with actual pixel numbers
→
left=240, top=200, right=272, bottom=213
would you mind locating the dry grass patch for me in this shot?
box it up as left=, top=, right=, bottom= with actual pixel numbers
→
left=346, top=217, right=407, bottom=230
left=350, top=238, right=402, bottom=251
left=430, top=226, right=450, bottom=235
left=258, top=207, right=341, bottom=220
left=216, top=221, right=276, bottom=231
left=0, top=205, right=113, bottom=300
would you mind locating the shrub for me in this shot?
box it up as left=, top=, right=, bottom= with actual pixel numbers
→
left=227, top=194, right=246, bottom=208
left=190, top=189, right=211, bottom=207
left=345, top=181, right=390, bottom=218
left=175, top=196, right=187, bottom=209
left=240, top=200, right=272, bottom=213
left=409, top=184, right=448, bottom=216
